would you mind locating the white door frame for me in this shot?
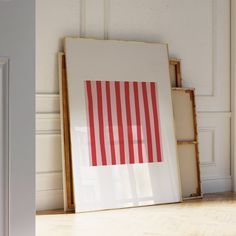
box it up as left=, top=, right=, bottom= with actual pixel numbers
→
left=0, top=58, right=9, bottom=236
left=0, top=1, right=35, bottom=235
left=231, top=0, right=236, bottom=191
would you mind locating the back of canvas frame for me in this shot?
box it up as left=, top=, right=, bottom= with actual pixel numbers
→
left=172, top=88, right=201, bottom=198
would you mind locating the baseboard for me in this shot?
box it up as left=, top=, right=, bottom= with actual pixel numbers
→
left=201, top=176, right=232, bottom=193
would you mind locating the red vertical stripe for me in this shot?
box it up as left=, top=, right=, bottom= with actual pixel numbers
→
left=142, top=82, right=153, bottom=162
left=124, top=82, right=135, bottom=164
left=96, top=81, right=107, bottom=165
left=115, top=81, right=126, bottom=164
left=150, top=82, right=162, bottom=162
left=133, top=82, right=143, bottom=163
left=106, top=82, right=116, bottom=165
left=86, top=81, right=97, bottom=166
left=86, top=80, right=162, bottom=166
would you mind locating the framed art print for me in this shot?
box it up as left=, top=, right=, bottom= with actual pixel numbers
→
left=64, top=38, right=181, bottom=212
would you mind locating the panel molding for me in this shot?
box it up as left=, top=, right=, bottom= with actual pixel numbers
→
left=201, top=175, right=232, bottom=193
left=36, top=94, right=60, bottom=114
left=197, top=112, right=231, bottom=118
left=79, top=0, right=86, bottom=37
left=36, top=133, right=62, bottom=172
left=104, top=0, right=110, bottom=39
left=36, top=172, right=63, bottom=191
left=35, top=101, right=233, bottom=117
left=36, top=113, right=60, bottom=134
left=36, top=106, right=63, bottom=211
left=196, top=0, right=215, bottom=97
left=36, top=112, right=63, bottom=211
left=198, top=127, right=215, bottom=166
left=195, top=0, right=230, bottom=111
left=80, top=0, right=107, bottom=39
left=198, top=112, right=231, bottom=193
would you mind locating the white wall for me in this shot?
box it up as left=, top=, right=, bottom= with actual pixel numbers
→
left=0, top=0, right=35, bottom=235
left=36, top=0, right=231, bottom=210
left=36, top=0, right=80, bottom=210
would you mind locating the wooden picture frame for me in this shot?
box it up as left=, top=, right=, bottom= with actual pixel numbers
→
left=169, top=59, right=182, bottom=87
left=58, top=53, right=75, bottom=211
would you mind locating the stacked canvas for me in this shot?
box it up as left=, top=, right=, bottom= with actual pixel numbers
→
left=170, top=60, right=202, bottom=198
left=172, top=88, right=201, bottom=198
left=59, top=38, right=201, bottom=212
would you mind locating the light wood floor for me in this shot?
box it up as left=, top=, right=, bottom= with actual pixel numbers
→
left=36, top=192, right=236, bottom=236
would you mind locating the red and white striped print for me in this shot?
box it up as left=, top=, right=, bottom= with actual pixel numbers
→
left=85, top=80, right=162, bottom=166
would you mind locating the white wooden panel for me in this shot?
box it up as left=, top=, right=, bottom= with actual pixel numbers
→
left=109, top=0, right=230, bottom=112
left=36, top=172, right=63, bottom=191
left=199, top=128, right=215, bottom=165
left=177, top=144, right=199, bottom=198
left=201, top=176, right=232, bottom=194
left=36, top=114, right=64, bottom=210
left=36, top=114, right=62, bottom=173
left=198, top=112, right=231, bottom=193
left=36, top=0, right=80, bottom=93
left=81, top=0, right=106, bottom=38
left=36, top=114, right=60, bottom=132
left=36, top=134, right=62, bottom=173
left=36, top=190, right=64, bottom=211
left=36, top=94, right=60, bottom=114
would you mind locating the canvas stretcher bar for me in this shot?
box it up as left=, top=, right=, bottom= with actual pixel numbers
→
left=169, top=59, right=182, bottom=87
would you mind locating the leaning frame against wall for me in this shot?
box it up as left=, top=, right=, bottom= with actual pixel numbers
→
left=168, top=58, right=201, bottom=197
left=64, top=37, right=182, bottom=213
left=172, top=88, right=202, bottom=198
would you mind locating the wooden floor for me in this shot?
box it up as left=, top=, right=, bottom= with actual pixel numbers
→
left=36, top=192, right=236, bottom=236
